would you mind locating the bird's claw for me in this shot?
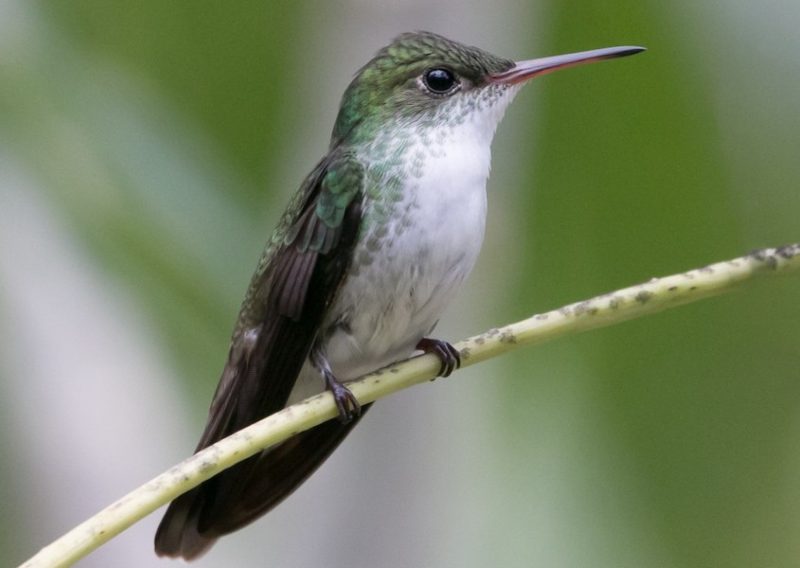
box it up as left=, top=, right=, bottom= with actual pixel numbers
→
left=314, top=349, right=361, bottom=423
left=328, top=377, right=361, bottom=423
left=416, top=337, right=461, bottom=377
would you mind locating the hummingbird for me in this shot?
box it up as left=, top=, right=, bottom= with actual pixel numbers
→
left=154, top=31, right=644, bottom=559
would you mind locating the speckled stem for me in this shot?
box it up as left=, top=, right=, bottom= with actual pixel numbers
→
left=20, top=243, right=800, bottom=568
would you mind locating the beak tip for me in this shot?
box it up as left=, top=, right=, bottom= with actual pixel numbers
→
left=624, top=46, right=647, bottom=55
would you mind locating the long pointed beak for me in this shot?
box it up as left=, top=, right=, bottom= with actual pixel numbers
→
left=489, top=45, right=645, bottom=85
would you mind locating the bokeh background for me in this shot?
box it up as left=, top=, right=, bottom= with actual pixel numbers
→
left=2, top=1, right=800, bottom=567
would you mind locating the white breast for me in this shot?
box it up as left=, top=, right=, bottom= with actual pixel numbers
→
left=286, top=85, right=521, bottom=401
left=324, top=119, right=493, bottom=380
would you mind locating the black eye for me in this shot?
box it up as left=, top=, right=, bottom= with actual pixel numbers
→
left=422, top=68, right=458, bottom=95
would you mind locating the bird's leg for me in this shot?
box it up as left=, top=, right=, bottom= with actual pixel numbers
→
left=416, top=337, right=461, bottom=377
left=310, top=346, right=360, bottom=423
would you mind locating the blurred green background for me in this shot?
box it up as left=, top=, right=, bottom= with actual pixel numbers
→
left=2, top=1, right=799, bottom=567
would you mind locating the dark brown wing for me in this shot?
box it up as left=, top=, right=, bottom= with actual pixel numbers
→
left=155, top=150, right=365, bottom=559
left=206, top=403, right=371, bottom=535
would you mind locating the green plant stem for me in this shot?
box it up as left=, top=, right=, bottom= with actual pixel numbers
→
left=19, top=243, right=800, bottom=568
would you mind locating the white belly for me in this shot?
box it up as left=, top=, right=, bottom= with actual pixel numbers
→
left=286, top=127, right=492, bottom=404
left=330, top=128, right=491, bottom=378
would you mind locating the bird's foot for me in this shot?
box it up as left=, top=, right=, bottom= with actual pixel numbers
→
left=322, top=368, right=361, bottom=423
left=416, top=337, right=461, bottom=377
left=312, top=347, right=361, bottom=423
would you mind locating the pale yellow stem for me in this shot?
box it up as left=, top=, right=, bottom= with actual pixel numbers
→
left=20, top=244, right=800, bottom=568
